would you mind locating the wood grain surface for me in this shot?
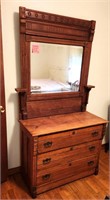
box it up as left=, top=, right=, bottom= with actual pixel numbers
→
left=1, top=148, right=109, bottom=200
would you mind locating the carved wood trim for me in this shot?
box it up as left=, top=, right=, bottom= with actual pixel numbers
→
left=81, top=85, right=95, bottom=111
left=15, top=89, right=28, bottom=119
left=19, top=7, right=96, bottom=42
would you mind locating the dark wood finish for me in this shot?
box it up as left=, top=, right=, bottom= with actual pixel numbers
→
left=0, top=5, right=8, bottom=183
left=19, top=112, right=107, bottom=197
left=16, top=7, right=96, bottom=119
left=1, top=148, right=109, bottom=199
left=20, top=6, right=95, bottom=42
left=15, top=7, right=108, bottom=198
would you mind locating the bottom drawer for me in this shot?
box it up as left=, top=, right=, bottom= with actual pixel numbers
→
left=37, top=155, right=98, bottom=186
left=37, top=168, right=95, bottom=194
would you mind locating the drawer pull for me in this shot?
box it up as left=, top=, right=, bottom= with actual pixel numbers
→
left=72, top=131, right=75, bottom=135
left=88, top=160, right=94, bottom=166
left=42, top=174, right=50, bottom=180
left=92, top=131, right=98, bottom=137
left=89, top=146, right=95, bottom=151
left=70, top=147, right=74, bottom=151
left=44, top=141, right=52, bottom=148
left=43, top=158, right=51, bottom=164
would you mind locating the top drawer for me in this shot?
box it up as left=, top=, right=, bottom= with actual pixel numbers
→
left=37, top=125, right=103, bottom=153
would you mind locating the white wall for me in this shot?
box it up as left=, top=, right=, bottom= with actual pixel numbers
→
left=1, top=0, right=110, bottom=169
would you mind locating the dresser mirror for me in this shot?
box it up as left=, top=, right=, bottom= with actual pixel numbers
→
left=30, top=42, right=83, bottom=93
left=16, top=7, right=96, bottom=119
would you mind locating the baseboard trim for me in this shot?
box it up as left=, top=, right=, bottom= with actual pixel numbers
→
left=8, top=166, right=21, bottom=176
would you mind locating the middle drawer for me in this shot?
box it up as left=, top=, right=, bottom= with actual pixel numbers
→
left=37, top=140, right=101, bottom=171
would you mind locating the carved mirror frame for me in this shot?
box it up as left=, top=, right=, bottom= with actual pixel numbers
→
left=16, top=7, right=96, bottom=119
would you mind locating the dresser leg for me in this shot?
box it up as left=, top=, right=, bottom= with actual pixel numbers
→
left=94, top=165, right=99, bottom=175
left=31, top=186, right=37, bottom=198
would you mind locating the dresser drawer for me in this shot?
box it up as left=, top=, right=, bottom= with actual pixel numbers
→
left=37, top=140, right=101, bottom=170
left=37, top=155, right=98, bottom=186
left=37, top=168, right=95, bottom=194
left=37, top=125, right=103, bottom=153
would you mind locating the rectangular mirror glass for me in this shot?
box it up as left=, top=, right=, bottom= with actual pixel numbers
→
left=30, top=42, right=83, bottom=93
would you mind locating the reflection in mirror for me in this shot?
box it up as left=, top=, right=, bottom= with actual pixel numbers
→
left=30, top=42, right=83, bottom=93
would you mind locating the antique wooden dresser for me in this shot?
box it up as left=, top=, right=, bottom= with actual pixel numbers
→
left=16, top=7, right=107, bottom=198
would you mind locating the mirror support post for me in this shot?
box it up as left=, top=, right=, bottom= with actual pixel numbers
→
left=15, top=88, right=27, bottom=119
left=81, top=85, right=95, bottom=111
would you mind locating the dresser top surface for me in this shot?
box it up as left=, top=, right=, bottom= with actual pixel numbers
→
left=19, top=111, right=107, bottom=137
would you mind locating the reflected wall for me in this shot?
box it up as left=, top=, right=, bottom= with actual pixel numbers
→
left=30, top=42, right=83, bottom=93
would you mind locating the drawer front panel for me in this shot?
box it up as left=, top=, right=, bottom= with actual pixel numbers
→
left=37, top=155, right=98, bottom=185
left=38, top=125, right=103, bottom=153
left=37, top=140, right=101, bottom=170
left=37, top=168, right=95, bottom=194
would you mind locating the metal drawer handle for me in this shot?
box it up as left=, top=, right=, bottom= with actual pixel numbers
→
left=88, top=160, right=94, bottom=166
left=44, top=141, right=52, bottom=148
left=89, top=146, right=95, bottom=151
left=43, top=158, right=51, bottom=164
left=92, top=131, right=98, bottom=137
left=42, top=174, right=51, bottom=180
